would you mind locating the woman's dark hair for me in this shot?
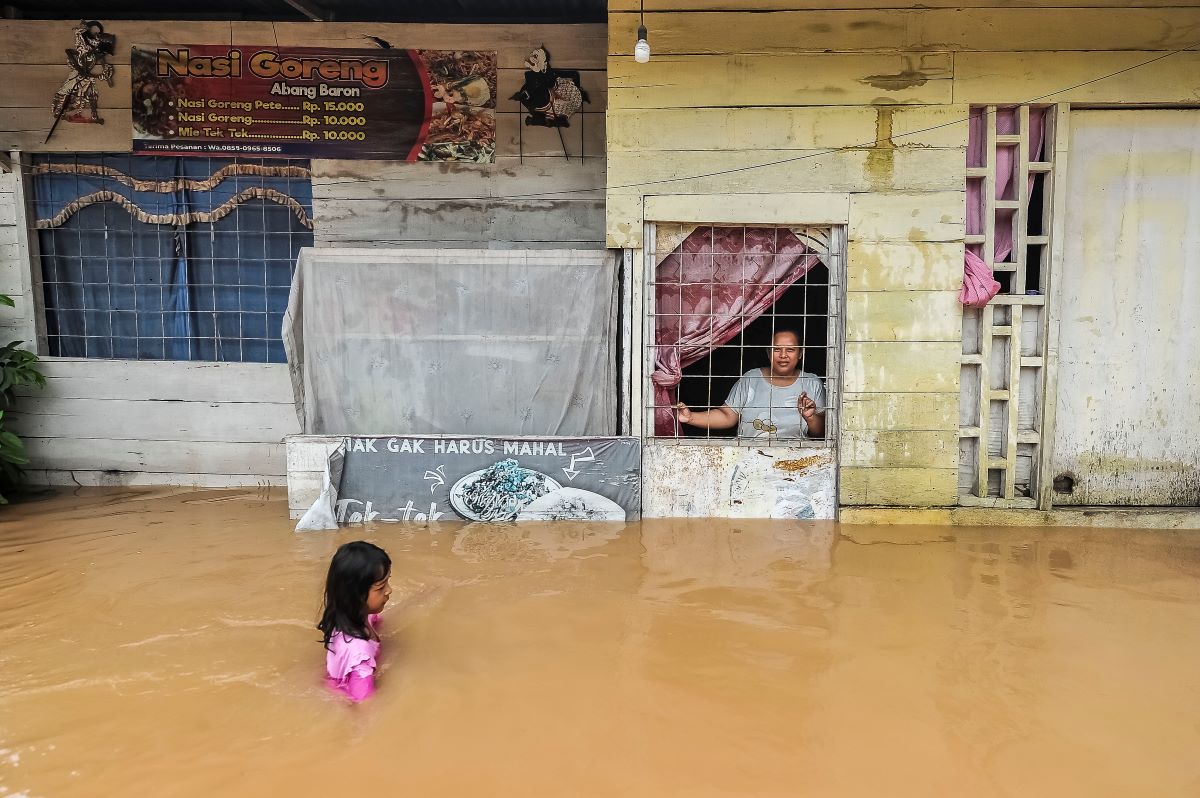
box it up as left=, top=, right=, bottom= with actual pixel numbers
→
left=317, top=541, right=391, bottom=649
left=771, top=329, right=802, bottom=346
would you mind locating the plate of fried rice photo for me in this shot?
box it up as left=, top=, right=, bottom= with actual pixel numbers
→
left=515, top=488, right=626, bottom=522
left=449, top=459, right=561, bottom=522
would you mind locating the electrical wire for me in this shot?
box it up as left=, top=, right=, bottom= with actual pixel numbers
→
left=308, top=39, right=1200, bottom=201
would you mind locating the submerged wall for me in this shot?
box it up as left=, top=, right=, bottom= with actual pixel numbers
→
left=605, top=1, right=1200, bottom=510
left=0, top=20, right=605, bottom=485
left=642, top=445, right=836, bottom=519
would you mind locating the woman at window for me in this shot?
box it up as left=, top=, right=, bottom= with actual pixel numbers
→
left=674, top=330, right=826, bottom=440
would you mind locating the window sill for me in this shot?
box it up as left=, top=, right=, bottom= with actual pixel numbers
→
left=646, top=437, right=834, bottom=448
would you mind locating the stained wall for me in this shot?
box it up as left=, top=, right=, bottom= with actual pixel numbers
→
left=605, top=1, right=1200, bottom=507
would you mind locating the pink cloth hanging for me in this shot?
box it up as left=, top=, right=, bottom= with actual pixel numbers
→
left=961, top=249, right=1001, bottom=307
left=652, top=227, right=820, bottom=436
left=960, top=107, right=1047, bottom=307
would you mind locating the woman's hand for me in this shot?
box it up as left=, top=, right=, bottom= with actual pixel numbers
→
left=674, top=402, right=693, bottom=424
left=798, top=392, right=817, bottom=420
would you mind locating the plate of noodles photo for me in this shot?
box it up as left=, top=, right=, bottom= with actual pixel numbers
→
left=515, top=488, right=627, bottom=522
left=449, top=459, right=561, bottom=522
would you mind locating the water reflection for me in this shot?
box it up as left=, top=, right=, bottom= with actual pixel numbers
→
left=452, top=520, right=627, bottom=562
left=639, top=519, right=835, bottom=626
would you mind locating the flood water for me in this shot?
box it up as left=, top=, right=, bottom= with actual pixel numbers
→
left=2, top=488, right=1199, bottom=797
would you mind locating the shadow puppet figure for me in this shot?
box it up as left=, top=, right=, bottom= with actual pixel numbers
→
left=50, top=20, right=116, bottom=137
left=510, top=46, right=590, bottom=127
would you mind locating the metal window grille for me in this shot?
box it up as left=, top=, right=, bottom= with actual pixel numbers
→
left=644, top=223, right=843, bottom=446
left=29, top=154, right=314, bottom=363
left=959, top=105, right=1057, bottom=507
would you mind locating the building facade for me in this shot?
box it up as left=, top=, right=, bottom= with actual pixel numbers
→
left=604, top=1, right=1200, bottom=523
left=2, top=3, right=1198, bottom=524
left=0, top=19, right=607, bottom=488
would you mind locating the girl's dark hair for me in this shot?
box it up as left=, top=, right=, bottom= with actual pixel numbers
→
left=317, top=541, right=391, bottom=649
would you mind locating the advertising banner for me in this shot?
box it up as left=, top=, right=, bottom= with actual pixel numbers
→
left=131, top=45, right=496, bottom=161
left=323, top=436, right=640, bottom=525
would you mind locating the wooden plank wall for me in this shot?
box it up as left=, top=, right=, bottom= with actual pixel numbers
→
left=0, top=20, right=605, bottom=486
left=1, top=155, right=299, bottom=486
left=0, top=164, right=40, bottom=348
left=12, top=360, right=299, bottom=487
left=0, top=171, right=26, bottom=339
left=605, top=2, right=1200, bottom=507
left=0, top=20, right=607, bottom=249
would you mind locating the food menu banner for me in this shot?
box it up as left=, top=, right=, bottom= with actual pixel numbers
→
left=331, top=437, right=641, bottom=524
left=131, top=45, right=496, bottom=161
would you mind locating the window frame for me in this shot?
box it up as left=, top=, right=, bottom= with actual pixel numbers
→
left=23, top=153, right=313, bottom=365
left=640, top=220, right=846, bottom=448
left=958, top=104, right=1060, bottom=509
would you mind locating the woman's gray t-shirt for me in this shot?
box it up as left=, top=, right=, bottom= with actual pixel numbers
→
left=724, top=368, right=826, bottom=439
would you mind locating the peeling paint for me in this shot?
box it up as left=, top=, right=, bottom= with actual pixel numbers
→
left=644, top=444, right=835, bottom=519
left=774, top=456, right=825, bottom=474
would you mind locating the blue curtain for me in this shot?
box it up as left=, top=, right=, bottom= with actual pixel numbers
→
left=32, top=154, right=313, bottom=363
left=167, top=158, right=196, bottom=360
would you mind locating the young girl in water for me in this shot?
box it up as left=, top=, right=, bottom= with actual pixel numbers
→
left=318, top=541, right=391, bottom=702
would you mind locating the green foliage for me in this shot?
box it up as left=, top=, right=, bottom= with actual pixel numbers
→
left=0, top=293, right=44, bottom=504
left=0, top=340, right=45, bottom=408
left=0, top=412, right=29, bottom=504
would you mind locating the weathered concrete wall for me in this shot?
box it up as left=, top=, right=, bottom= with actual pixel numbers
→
left=642, top=444, right=836, bottom=519
left=286, top=435, right=343, bottom=518
left=606, top=1, right=1200, bottom=509
left=841, top=507, right=1200, bottom=531
left=1050, top=109, right=1200, bottom=506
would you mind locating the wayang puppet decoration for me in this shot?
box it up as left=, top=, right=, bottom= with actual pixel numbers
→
left=510, top=46, right=590, bottom=128
left=47, top=20, right=116, bottom=141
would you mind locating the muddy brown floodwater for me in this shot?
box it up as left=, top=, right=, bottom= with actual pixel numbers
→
left=2, top=488, right=1200, bottom=797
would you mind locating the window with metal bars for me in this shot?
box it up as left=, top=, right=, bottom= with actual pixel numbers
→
left=645, top=224, right=841, bottom=445
left=29, top=154, right=314, bottom=363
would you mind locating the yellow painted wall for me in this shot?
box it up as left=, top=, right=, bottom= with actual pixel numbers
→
left=606, top=1, right=1200, bottom=507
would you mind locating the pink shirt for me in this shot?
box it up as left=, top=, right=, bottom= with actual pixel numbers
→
left=325, top=613, right=380, bottom=702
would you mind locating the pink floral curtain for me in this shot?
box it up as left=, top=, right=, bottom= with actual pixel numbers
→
left=961, top=106, right=1047, bottom=307
left=652, top=226, right=820, bottom=436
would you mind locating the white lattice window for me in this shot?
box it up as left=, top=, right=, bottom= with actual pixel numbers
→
left=959, top=105, right=1059, bottom=507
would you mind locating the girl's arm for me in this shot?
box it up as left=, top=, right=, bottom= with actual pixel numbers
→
left=346, top=618, right=380, bottom=702
left=345, top=661, right=376, bottom=702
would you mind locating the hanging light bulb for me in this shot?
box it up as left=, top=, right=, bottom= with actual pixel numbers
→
left=634, top=1, right=650, bottom=64
left=634, top=24, right=651, bottom=63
